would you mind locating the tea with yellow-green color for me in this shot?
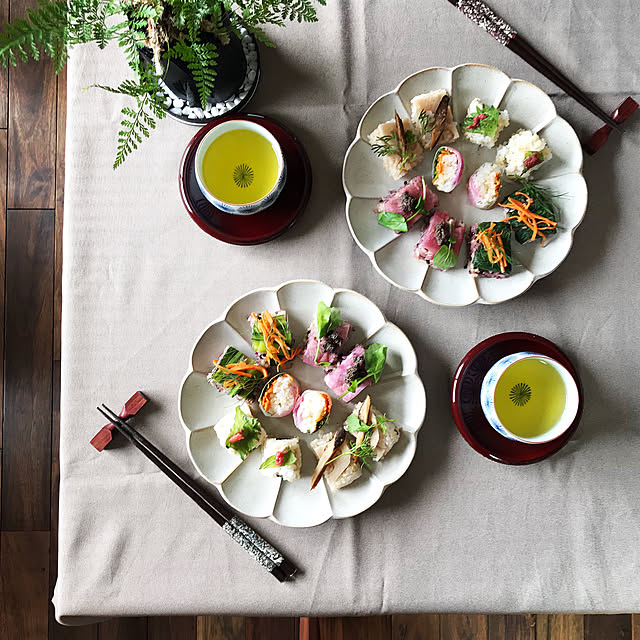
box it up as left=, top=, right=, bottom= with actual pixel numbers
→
left=202, top=129, right=279, bottom=205
left=494, top=358, right=566, bottom=438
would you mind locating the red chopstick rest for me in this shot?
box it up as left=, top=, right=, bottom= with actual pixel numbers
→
left=585, top=96, right=638, bottom=154
left=90, top=391, right=148, bottom=451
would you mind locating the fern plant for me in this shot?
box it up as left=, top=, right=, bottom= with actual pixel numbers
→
left=0, top=0, right=325, bottom=168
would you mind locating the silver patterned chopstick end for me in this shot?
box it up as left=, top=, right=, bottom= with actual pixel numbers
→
left=223, top=516, right=285, bottom=574
left=455, top=0, right=517, bottom=46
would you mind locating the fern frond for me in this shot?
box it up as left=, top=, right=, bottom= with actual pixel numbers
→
left=171, top=39, right=218, bottom=108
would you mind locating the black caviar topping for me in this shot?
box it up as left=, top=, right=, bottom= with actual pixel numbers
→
left=434, top=220, right=450, bottom=246
left=344, top=355, right=367, bottom=386
left=401, top=191, right=417, bottom=213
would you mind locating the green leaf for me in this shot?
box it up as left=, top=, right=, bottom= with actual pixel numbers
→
left=377, top=211, right=408, bottom=232
left=432, top=245, right=458, bottom=270
left=364, top=343, right=387, bottom=383
left=226, top=407, right=263, bottom=460
left=463, top=104, right=500, bottom=138
left=346, top=343, right=387, bottom=393
left=259, top=447, right=296, bottom=470
left=345, top=414, right=372, bottom=433
left=472, top=222, right=512, bottom=274
left=315, top=301, right=342, bottom=365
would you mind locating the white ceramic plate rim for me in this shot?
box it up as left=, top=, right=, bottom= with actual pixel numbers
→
left=342, top=63, right=588, bottom=307
left=178, top=279, right=427, bottom=527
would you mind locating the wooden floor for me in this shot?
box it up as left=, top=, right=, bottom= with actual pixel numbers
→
left=0, top=3, right=639, bottom=639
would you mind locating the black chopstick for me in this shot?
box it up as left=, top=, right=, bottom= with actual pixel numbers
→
left=96, top=404, right=298, bottom=582
left=447, top=0, right=620, bottom=130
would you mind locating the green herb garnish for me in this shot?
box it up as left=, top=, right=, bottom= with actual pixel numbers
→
left=377, top=177, right=432, bottom=233
left=314, top=301, right=342, bottom=366
left=432, top=219, right=459, bottom=271
left=345, top=413, right=396, bottom=436
left=328, top=437, right=376, bottom=469
left=371, top=132, right=418, bottom=170
left=417, top=109, right=434, bottom=138
left=225, top=407, right=263, bottom=460
left=345, top=343, right=387, bottom=394
left=463, top=104, right=500, bottom=138
left=259, top=447, right=297, bottom=470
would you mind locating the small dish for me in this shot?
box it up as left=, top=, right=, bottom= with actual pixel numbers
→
left=194, top=119, right=287, bottom=214
left=451, top=332, right=583, bottom=465
left=179, top=114, right=311, bottom=245
left=480, top=352, right=580, bottom=444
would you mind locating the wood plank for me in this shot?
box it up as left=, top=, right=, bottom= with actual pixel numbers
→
left=245, top=617, right=297, bottom=640
left=440, top=614, right=488, bottom=640
left=0, top=531, right=50, bottom=639
left=536, top=615, right=583, bottom=640
left=392, top=614, right=440, bottom=640
left=7, top=0, right=56, bottom=208
left=54, top=66, right=66, bottom=360
left=197, top=616, right=244, bottom=640
left=0, top=129, right=6, bottom=450
left=632, top=615, right=640, bottom=640
left=584, top=614, right=631, bottom=640
left=0, top=0, right=8, bottom=128
left=97, top=618, right=148, bottom=640
left=488, top=615, right=536, bottom=640
left=2, top=209, right=54, bottom=530
left=148, top=616, right=197, bottom=640
left=306, top=616, right=392, bottom=640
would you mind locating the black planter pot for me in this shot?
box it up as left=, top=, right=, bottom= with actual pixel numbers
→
left=140, top=25, right=261, bottom=125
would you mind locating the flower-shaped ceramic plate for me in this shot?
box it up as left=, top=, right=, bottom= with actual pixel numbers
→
left=179, top=280, right=426, bottom=527
left=343, top=63, right=588, bottom=306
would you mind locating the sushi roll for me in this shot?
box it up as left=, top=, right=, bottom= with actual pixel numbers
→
left=468, top=222, right=512, bottom=278
left=214, top=404, right=267, bottom=460
left=463, top=99, right=509, bottom=148
left=495, top=129, right=552, bottom=178
left=258, top=373, right=300, bottom=418
left=376, top=176, right=439, bottom=233
left=303, top=301, right=352, bottom=367
left=414, top=210, right=466, bottom=271
left=346, top=397, right=401, bottom=462
left=410, top=89, right=459, bottom=149
left=207, top=346, right=268, bottom=399
left=431, top=146, right=464, bottom=193
left=310, top=431, right=362, bottom=492
left=467, top=162, right=502, bottom=209
left=499, top=183, right=559, bottom=246
left=259, top=438, right=302, bottom=482
left=249, top=310, right=299, bottom=367
left=368, top=112, right=424, bottom=180
left=324, top=343, right=387, bottom=403
left=293, top=390, right=332, bottom=434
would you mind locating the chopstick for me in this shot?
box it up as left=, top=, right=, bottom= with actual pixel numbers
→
left=446, top=0, right=621, bottom=130
left=96, top=404, right=298, bottom=582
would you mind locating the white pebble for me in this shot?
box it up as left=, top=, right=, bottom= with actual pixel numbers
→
left=193, top=108, right=204, bottom=118
left=183, top=107, right=192, bottom=115
left=242, top=35, right=251, bottom=43
left=248, top=70, right=256, bottom=81
left=248, top=43, right=255, bottom=51
left=188, top=113, right=198, bottom=119
left=164, top=97, right=172, bottom=107
left=205, top=112, right=215, bottom=118
left=169, top=107, right=183, bottom=116
left=225, top=100, right=234, bottom=109
left=216, top=102, right=225, bottom=110
left=239, top=90, right=248, bottom=100
left=173, top=98, right=184, bottom=108
left=233, top=97, right=240, bottom=106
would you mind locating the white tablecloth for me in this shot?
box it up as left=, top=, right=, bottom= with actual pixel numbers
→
left=53, top=0, right=640, bottom=622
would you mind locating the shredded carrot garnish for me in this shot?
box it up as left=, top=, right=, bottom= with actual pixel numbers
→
left=476, top=222, right=509, bottom=274
left=212, top=360, right=268, bottom=378
left=251, top=311, right=301, bottom=367
left=499, top=192, right=557, bottom=246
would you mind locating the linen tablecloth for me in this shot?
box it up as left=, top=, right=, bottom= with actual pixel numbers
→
left=53, top=0, right=640, bottom=622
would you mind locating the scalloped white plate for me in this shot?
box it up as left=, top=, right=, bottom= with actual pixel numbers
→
left=179, top=280, right=426, bottom=527
left=343, top=63, right=588, bottom=306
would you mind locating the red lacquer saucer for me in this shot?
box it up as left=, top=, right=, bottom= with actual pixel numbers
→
left=451, top=332, right=583, bottom=465
left=178, top=114, right=312, bottom=245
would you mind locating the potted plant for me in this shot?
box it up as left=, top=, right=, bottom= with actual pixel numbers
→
left=0, top=0, right=325, bottom=167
